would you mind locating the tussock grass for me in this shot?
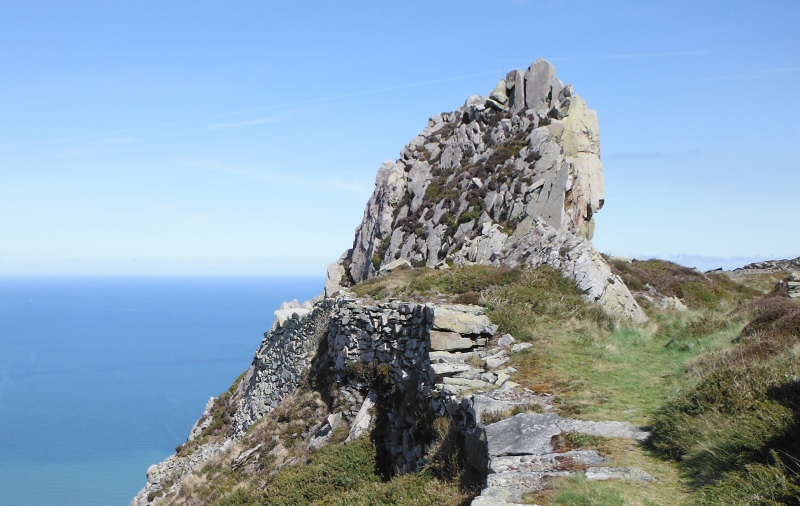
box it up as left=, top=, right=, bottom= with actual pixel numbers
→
left=651, top=295, right=800, bottom=503
left=607, top=258, right=760, bottom=311
left=353, top=264, right=611, bottom=336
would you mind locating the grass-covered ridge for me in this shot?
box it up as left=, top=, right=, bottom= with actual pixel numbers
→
left=356, top=261, right=800, bottom=504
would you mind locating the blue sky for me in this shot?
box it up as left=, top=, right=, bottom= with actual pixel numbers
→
left=1, top=0, right=798, bottom=274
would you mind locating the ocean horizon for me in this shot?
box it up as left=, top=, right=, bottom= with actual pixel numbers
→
left=0, top=275, right=324, bottom=506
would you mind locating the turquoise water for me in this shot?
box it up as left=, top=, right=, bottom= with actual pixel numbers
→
left=0, top=276, right=323, bottom=505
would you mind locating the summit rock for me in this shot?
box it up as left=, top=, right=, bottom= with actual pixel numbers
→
left=326, top=58, right=646, bottom=323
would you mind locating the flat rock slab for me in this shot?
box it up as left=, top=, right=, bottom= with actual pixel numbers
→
left=486, top=413, right=564, bottom=456
left=486, top=413, right=650, bottom=457
left=431, top=304, right=499, bottom=335
left=430, top=330, right=475, bottom=351
left=443, top=377, right=495, bottom=390
left=431, top=362, right=477, bottom=378
left=472, top=394, right=518, bottom=424
left=485, top=470, right=570, bottom=501
left=585, top=466, right=656, bottom=483
left=430, top=350, right=480, bottom=364
left=489, top=450, right=608, bottom=474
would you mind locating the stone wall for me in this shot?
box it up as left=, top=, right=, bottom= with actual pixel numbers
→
left=133, top=294, right=652, bottom=505
left=232, top=300, right=331, bottom=438
left=313, top=298, right=497, bottom=474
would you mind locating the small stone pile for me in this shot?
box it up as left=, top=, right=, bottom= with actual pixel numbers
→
left=772, top=271, right=800, bottom=298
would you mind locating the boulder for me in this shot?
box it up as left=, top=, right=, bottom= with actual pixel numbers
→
left=346, top=390, right=377, bottom=442
left=430, top=330, right=476, bottom=351
left=431, top=304, right=499, bottom=335
left=524, top=58, right=557, bottom=115
left=378, top=258, right=412, bottom=275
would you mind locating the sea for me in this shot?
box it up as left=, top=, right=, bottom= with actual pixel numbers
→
left=0, top=275, right=324, bottom=506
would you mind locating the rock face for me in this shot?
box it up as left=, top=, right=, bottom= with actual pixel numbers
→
left=327, top=58, right=645, bottom=323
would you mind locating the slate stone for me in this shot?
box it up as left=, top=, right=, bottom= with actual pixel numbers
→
left=431, top=305, right=499, bottom=335
left=524, top=58, right=557, bottom=115
left=430, top=330, right=475, bottom=351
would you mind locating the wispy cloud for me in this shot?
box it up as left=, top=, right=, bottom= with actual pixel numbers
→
left=207, top=112, right=296, bottom=131
left=601, top=49, right=709, bottom=59
left=175, top=159, right=373, bottom=195
left=2, top=68, right=510, bottom=148
left=702, top=66, right=800, bottom=81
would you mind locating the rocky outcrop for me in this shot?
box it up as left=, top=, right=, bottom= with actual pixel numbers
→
left=735, top=256, right=800, bottom=273
left=326, top=58, right=645, bottom=323
left=775, top=271, right=800, bottom=298
left=131, top=441, right=231, bottom=506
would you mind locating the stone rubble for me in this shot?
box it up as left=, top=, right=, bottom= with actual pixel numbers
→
left=776, top=271, right=800, bottom=298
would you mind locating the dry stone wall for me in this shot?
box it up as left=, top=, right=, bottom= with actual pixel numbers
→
left=133, top=295, right=654, bottom=505
left=313, top=299, right=497, bottom=473
left=232, top=300, right=331, bottom=437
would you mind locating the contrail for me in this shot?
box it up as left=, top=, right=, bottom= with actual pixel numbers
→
left=601, top=49, right=709, bottom=59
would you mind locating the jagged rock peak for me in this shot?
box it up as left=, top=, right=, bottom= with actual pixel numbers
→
left=327, top=58, right=646, bottom=323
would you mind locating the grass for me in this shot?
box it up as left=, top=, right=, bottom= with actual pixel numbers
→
left=606, top=257, right=760, bottom=311
left=509, top=312, right=741, bottom=423
left=649, top=295, right=800, bottom=503
left=352, top=264, right=611, bottom=336
left=526, top=438, right=693, bottom=506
